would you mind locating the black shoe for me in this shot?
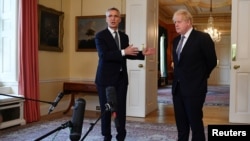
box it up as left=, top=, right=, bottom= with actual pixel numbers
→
left=104, top=135, right=112, bottom=141
left=116, top=134, right=125, bottom=141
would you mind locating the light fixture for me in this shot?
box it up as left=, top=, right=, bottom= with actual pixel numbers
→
left=204, top=0, right=221, bottom=42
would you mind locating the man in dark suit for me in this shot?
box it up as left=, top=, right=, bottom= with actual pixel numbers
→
left=171, top=9, right=217, bottom=141
left=95, top=7, right=155, bottom=141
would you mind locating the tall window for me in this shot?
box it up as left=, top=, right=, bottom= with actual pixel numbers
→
left=0, top=0, right=18, bottom=91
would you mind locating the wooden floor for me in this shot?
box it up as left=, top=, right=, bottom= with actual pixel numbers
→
left=83, top=103, right=229, bottom=126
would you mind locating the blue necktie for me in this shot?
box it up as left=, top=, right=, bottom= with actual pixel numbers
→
left=176, top=36, right=185, bottom=60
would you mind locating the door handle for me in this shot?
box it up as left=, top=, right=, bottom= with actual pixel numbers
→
left=233, top=65, right=240, bottom=69
left=138, top=64, right=143, bottom=68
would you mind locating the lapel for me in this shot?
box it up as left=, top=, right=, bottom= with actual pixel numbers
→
left=104, top=28, right=119, bottom=50
left=178, top=29, right=196, bottom=61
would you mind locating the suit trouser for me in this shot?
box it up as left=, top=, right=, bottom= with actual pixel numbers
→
left=173, top=83, right=206, bottom=141
left=97, top=73, right=128, bottom=141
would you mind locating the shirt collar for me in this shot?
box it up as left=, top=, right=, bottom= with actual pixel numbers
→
left=108, top=27, right=118, bottom=34
left=182, top=27, right=193, bottom=38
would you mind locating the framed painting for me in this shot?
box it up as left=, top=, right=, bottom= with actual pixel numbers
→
left=38, top=5, right=64, bottom=52
left=75, top=15, right=125, bottom=52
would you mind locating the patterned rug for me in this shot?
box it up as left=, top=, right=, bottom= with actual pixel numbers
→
left=158, top=85, right=229, bottom=106
left=0, top=113, right=209, bottom=141
left=0, top=86, right=226, bottom=141
left=0, top=115, right=187, bottom=141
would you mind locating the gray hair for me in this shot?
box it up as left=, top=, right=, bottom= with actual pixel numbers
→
left=172, top=9, right=193, bottom=24
left=105, top=7, right=121, bottom=17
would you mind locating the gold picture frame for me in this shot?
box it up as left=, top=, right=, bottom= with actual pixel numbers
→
left=38, top=5, right=64, bottom=52
left=75, top=15, right=125, bottom=52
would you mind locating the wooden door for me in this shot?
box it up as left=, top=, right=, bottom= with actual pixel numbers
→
left=229, top=0, right=250, bottom=123
left=126, top=0, right=158, bottom=117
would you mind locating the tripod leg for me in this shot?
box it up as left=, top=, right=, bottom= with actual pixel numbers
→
left=80, top=110, right=107, bottom=141
left=34, top=121, right=71, bottom=141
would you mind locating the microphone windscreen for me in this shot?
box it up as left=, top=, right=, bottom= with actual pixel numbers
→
left=106, top=86, right=117, bottom=112
left=70, top=98, right=86, bottom=141
left=106, top=87, right=119, bottom=128
left=48, top=92, right=64, bottom=114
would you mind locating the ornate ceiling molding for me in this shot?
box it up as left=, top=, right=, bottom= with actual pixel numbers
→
left=159, top=0, right=232, bottom=34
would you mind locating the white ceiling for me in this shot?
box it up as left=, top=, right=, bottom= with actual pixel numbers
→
left=159, top=0, right=232, bottom=34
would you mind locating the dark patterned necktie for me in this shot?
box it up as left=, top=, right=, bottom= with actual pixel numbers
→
left=114, top=31, right=122, bottom=71
left=114, top=31, right=120, bottom=49
left=176, top=35, right=185, bottom=60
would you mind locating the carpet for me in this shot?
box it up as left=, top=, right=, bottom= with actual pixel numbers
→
left=0, top=114, right=208, bottom=141
left=0, top=86, right=226, bottom=141
left=0, top=116, right=175, bottom=141
left=158, top=85, right=229, bottom=106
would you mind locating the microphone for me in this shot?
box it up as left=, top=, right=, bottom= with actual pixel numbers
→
left=106, top=86, right=117, bottom=113
left=105, top=86, right=119, bottom=128
left=70, top=98, right=86, bottom=141
left=48, top=92, right=64, bottom=114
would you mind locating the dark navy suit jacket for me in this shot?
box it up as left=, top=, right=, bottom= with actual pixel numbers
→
left=95, top=28, right=144, bottom=87
left=172, top=29, right=217, bottom=97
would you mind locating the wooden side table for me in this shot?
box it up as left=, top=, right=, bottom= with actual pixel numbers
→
left=63, top=81, right=97, bottom=114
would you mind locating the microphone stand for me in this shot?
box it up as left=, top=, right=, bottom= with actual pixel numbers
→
left=34, top=120, right=72, bottom=141
left=0, top=93, right=54, bottom=105
left=1, top=93, right=110, bottom=141
left=0, top=92, right=67, bottom=140
left=80, top=104, right=111, bottom=141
